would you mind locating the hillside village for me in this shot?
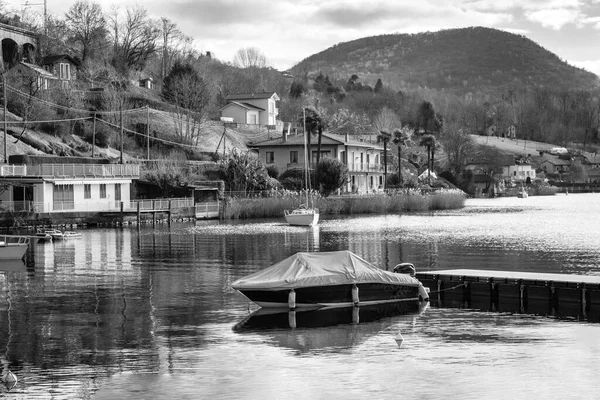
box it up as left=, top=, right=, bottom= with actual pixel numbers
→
left=1, top=2, right=600, bottom=225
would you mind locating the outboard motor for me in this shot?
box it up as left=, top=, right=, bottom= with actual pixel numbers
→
left=393, top=263, right=416, bottom=277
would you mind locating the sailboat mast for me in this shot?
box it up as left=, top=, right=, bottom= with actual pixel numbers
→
left=303, top=108, right=309, bottom=206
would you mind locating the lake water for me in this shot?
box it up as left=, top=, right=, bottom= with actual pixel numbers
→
left=1, top=193, right=600, bottom=399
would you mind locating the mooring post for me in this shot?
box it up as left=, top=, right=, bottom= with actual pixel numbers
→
left=168, top=200, right=172, bottom=226
left=137, top=201, right=141, bottom=225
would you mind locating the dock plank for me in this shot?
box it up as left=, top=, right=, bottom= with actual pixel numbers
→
left=418, top=269, right=600, bottom=285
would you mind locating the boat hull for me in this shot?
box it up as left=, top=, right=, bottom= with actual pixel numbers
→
left=284, top=210, right=319, bottom=226
left=0, top=243, right=28, bottom=260
left=238, top=282, right=421, bottom=308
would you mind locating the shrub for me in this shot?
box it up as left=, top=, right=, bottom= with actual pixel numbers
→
left=94, top=124, right=115, bottom=148
left=315, top=157, right=349, bottom=196
left=266, top=164, right=279, bottom=179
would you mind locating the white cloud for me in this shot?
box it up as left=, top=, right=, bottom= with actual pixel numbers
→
left=525, top=8, right=582, bottom=29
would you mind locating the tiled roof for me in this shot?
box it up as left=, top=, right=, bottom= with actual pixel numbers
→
left=41, top=54, right=79, bottom=66
left=254, top=132, right=384, bottom=150
left=225, top=92, right=278, bottom=101
left=541, top=158, right=571, bottom=166
left=219, top=101, right=265, bottom=111
left=19, top=62, right=57, bottom=78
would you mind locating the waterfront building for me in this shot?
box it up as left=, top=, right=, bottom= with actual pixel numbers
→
left=0, top=155, right=139, bottom=213
left=253, top=131, right=385, bottom=194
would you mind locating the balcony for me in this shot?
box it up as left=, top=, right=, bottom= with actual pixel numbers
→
left=347, top=163, right=384, bottom=173
left=0, top=164, right=140, bottom=179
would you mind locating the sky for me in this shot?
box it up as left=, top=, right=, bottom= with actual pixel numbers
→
left=4, top=0, right=600, bottom=77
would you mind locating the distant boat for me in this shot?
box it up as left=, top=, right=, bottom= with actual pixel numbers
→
left=0, top=235, right=29, bottom=260
left=41, top=229, right=65, bottom=240
left=35, top=229, right=53, bottom=242
left=284, top=108, right=319, bottom=227
left=63, top=231, right=82, bottom=238
left=232, top=250, right=429, bottom=309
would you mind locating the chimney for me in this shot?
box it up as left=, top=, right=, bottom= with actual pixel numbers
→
left=283, top=128, right=288, bottom=142
left=345, top=133, right=350, bottom=142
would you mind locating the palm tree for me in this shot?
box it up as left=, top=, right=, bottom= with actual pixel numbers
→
left=419, top=134, right=437, bottom=184
left=302, top=107, right=325, bottom=166
left=392, top=128, right=410, bottom=185
left=377, top=130, right=392, bottom=190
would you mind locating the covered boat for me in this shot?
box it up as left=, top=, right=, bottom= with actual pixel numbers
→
left=232, top=250, right=429, bottom=308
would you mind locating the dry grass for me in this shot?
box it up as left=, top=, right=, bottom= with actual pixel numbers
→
left=223, top=191, right=466, bottom=219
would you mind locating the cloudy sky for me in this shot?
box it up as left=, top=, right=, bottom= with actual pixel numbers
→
left=5, top=0, right=600, bottom=76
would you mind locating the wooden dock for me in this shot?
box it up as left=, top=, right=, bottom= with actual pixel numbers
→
left=415, top=269, right=600, bottom=322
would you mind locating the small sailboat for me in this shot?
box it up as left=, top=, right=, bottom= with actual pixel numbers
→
left=284, top=108, right=319, bottom=226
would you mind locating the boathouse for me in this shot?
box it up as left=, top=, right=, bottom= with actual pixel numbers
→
left=0, top=155, right=139, bottom=213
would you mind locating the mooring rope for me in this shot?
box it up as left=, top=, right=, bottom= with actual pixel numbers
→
left=428, top=282, right=467, bottom=294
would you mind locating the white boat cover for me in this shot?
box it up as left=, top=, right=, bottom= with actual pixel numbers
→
left=232, top=250, right=422, bottom=290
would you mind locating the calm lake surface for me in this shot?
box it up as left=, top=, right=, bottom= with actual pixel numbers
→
left=1, top=193, right=600, bottom=399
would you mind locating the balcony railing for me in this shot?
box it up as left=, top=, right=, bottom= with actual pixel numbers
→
left=286, top=162, right=384, bottom=173
left=0, top=197, right=194, bottom=213
left=0, top=164, right=140, bottom=179
left=347, top=163, right=384, bottom=173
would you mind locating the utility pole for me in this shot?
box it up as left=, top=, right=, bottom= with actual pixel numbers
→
left=119, top=100, right=124, bottom=164
left=146, top=105, right=150, bottom=160
left=3, top=73, right=7, bottom=163
left=92, top=113, right=96, bottom=158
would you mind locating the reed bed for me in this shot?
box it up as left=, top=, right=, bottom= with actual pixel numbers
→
left=223, top=190, right=466, bottom=220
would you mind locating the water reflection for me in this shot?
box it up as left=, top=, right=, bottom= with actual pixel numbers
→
left=1, top=194, right=600, bottom=399
left=233, top=302, right=429, bottom=353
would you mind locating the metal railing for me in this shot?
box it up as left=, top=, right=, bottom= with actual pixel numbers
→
left=195, top=202, right=220, bottom=218
left=285, top=162, right=384, bottom=173
left=0, top=197, right=195, bottom=213
left=0, top=164, right=140, bottom=178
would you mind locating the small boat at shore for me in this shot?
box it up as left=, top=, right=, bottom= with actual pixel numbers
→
left=232, top=250, right=429, bottom=309
left=63, top=231, right=82, bottom=238
left=0, top=235, right=29, bottom=260
left=35, top=229, right=53, bottom=242
left=40, top=229, right=65, bottom=240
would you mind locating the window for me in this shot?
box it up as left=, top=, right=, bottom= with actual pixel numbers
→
left=290, top=151, right=298, bottom=163
left=266, top=152, right=275, bottom=164
left=311, top=150, right=331, bottom=161
left=115, top=184, right=121, bottom=201
left=84, top=184, right=91, bottom=199
left=100, top=184, right=107, bottom=198
left=59, top=63, right=70, bottom=80
left=53, top=185, right=74, bottom=211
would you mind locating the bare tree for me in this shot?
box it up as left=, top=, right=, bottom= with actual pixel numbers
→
left=373, top=107, right=401, bottom=142
left=161, top=18, right=195, bottom=79
left=232, top=47, right=269, bottom=69
left=65, top=0, right=108, bottom=62
left=109, top=5, right=161, bottom=72
left=439, top=122, right=475, bottom=178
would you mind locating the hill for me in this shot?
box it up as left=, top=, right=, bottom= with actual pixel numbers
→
left=290, top=27, right=600, bottom=94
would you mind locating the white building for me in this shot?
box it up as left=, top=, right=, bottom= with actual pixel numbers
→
left=0, top=158, right=139, bottom=213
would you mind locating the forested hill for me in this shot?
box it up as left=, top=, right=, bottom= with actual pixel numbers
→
left=290, top=27, right=600, bottom=94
